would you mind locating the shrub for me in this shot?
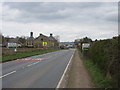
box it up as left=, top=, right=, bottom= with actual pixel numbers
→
left=87, top=36, right=119, bottom=88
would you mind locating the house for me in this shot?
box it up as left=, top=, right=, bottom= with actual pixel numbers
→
left=26, top=32, right=59, bottom=48
left=7, top=38, right=21, bottom=48
left=48, top=34, right=58, bottom=47
left=26, top=32, right=34, bottom=47
left=34, top=33, right=49, bottom=48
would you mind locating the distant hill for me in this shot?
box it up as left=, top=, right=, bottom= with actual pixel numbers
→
left=60, top=42, right=74, bottom=45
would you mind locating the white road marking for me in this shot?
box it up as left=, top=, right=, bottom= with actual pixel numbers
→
left=0, top=71, right=16, bottom=78
left=22, top=67, right=25, bottom=69
left=56, top=49, right=76, bottom=88
left=27, top=61, right=40, bottom=67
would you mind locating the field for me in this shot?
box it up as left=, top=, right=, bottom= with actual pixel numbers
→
left=2, top=48, right=60, bottom=62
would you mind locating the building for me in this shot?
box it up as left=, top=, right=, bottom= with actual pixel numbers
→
left=34, top=33, right=49, bottom=48
left=48, top=34, right=58, bottom=47
left=7, top=38, right=22, bottom=48
left=26, top=32, right=59, bottom=48
left=26, top=32, right=34, bottom=47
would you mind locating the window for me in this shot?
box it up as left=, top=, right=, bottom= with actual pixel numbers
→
left=41, top=38, right=43, bottom=41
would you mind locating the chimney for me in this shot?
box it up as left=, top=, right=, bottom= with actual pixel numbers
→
left=30, top=32, right=33, bottom=37
left=50, top=33, right=53, bottom=37
left=40, top=33, right=42, bottom=36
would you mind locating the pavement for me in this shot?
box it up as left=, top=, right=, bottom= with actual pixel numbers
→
left=2, top=49, right=75, bottom=88
left=66, top=50, right=93, bottom=88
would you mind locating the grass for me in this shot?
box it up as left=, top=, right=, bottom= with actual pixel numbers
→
left=83, top=59, right=112, bottom=88
left=2, top=49, right=60, bottom=62
left=77, top=48, right=112, bottom=88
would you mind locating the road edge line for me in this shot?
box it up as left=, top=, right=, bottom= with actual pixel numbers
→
left=56, top=49, right=76, bottom=88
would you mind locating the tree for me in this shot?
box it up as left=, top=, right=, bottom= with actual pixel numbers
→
left=18, top=37, right=26, bottom=45
left=81, top=37, right=92, bottom=43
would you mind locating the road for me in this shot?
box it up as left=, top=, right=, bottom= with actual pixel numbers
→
left=2, top=49, right=75, bottom=88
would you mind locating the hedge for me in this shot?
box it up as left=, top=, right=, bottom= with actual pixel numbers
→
left=85, top=36, right=119, bottom=88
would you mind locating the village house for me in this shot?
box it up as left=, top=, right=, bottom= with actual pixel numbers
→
left=7, top=38, right=22, bottom=48
left=26, top=32, right=59, bottom=48
left=26, top=32, right=34, bottom=47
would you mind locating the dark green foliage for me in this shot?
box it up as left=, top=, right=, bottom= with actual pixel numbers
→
left=74, top=37, right=92, bottom=48
left=88, top=36, right=119, bottom=88
left=82, top=37, right=92, bottom=43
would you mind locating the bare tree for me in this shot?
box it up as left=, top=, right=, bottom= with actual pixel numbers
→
left=54, top=35, right=60, bottom=42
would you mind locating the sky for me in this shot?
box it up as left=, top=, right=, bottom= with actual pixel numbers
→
left=0, top=2, right=118, bottom=42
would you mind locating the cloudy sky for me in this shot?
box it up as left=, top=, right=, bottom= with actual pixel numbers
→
left=1, top=2, right=118, bottom=42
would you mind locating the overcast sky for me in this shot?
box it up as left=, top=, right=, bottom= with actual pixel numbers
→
left=1, top=2, right=118, bottom=42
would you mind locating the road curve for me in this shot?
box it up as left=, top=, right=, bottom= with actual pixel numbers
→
left=2, top=49, right=75, bottom=88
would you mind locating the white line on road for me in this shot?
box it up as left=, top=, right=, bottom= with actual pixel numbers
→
left=56, top=49, right=76, bottom=88
left=0, top=71, right=16, bottom=78
left=27, top=61, right=40, bottom=67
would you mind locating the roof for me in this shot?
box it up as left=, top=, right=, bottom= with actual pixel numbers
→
left=30, top=33, right=57, bottom=41
left=27, top=36, right=34, bottom=40
left=8, top=38, right=19, bottom=43
left=35, top=34, right=48, bottom=40
left=49, top=36, right=56, bottom=41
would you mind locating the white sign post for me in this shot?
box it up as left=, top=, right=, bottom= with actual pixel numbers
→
left=7, top=43, right=17, bottom=51
left=8, top=43, right=17, bottom=48
left=82, top=43, right=90, bottom=50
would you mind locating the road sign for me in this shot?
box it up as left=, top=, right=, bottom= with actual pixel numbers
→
left=7, top=43, right=17, bottom=48
left=82, top=43, right=90, bottom=50
left=42, top=42, right=47, bottom=46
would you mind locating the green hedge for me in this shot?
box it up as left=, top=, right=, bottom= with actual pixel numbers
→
left=88, top=36, right=119, bottom=88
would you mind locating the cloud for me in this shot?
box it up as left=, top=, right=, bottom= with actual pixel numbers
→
left=3, top=2, right=117, bottom=23
left=1, top=2, right=118, bottom=41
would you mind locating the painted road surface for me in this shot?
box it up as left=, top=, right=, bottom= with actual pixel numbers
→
left=2, top=49, right=75, bottom=88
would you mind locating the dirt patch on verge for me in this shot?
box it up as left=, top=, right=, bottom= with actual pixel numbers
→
left=67, top=49, right=94, bottom=88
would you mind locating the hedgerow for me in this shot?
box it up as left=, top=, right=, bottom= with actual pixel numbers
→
left=88, top=36, right=119, bottom=88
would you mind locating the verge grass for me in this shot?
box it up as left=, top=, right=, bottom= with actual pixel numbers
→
left=83, top=58, right=112, bottom=88
left=2, top=49, right=59, bottom=62
left=77, top=48, right=112, bottom=88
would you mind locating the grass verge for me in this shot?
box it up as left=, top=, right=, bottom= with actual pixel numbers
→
left=77, top=49, right=112, bottom=88
left=83, top=58, right=112, bottom=88
left=2, top=49, right=60, bottom=62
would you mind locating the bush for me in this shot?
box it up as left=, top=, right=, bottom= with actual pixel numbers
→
left=87, top=36, right=119, bottom=88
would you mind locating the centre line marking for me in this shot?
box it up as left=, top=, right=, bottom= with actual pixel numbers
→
left=0, top=71, right=16, bottom=78
left=27, top=61, right=40, bottom=67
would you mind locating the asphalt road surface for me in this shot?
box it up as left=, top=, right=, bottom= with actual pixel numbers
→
left=2, top=49, right=75, bottom=88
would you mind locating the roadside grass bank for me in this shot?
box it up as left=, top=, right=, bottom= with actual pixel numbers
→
left=2, top=49, right=60, bottom=62
left=83, top=58, right=112, bottom=88
left=77, top=48, right=112, bottom=88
